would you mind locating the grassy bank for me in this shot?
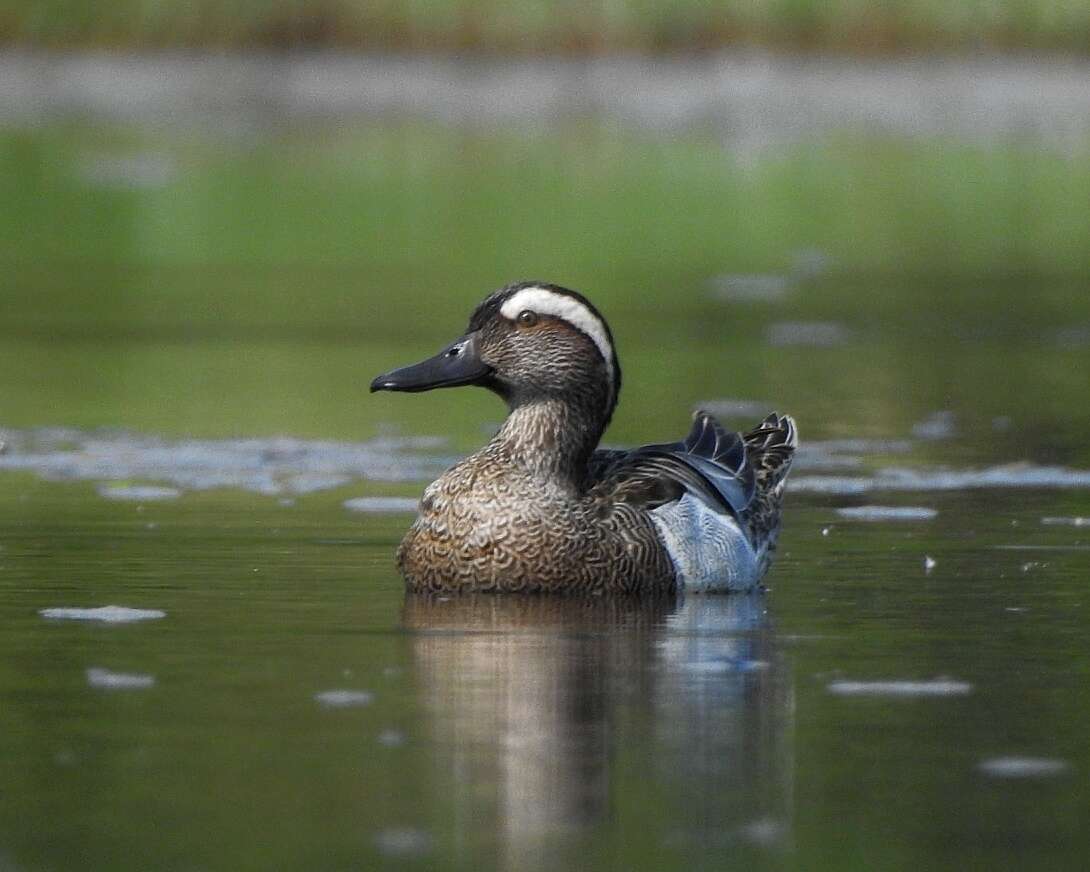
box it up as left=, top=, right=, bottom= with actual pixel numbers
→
left=6, top=0, right=1090, bottom=55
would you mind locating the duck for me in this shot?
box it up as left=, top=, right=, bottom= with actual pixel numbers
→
left=370, top=281, right=798, bottom=595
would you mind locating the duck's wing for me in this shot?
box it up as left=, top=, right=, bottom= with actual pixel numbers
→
left=589, top=412, right=756, bottom=517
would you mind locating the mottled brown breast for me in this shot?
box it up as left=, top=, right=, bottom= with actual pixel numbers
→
left=396, top=455, right=676, bottom=594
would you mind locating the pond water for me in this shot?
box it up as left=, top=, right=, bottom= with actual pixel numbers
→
left=1, top=115, right=1089, bottom=870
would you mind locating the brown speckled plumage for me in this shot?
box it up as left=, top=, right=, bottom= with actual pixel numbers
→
left=372, top=281, right=798, bottom=595
left=740, top=413, right=798, bottom=578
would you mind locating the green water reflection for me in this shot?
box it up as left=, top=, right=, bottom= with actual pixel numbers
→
left=1, top=121, right=1089, bottom=870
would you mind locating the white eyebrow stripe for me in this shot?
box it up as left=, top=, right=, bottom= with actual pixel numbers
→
left=499, top=287, right=615, bottom=385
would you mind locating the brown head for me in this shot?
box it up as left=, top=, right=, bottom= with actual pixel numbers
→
left=371, top=281, right=623, bottom=436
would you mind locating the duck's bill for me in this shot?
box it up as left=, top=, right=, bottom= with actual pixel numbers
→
left=370, top=333, right=492, bottom=393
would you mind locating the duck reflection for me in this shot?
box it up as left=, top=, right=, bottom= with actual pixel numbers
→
left=402, top=592, right=792, bottom=868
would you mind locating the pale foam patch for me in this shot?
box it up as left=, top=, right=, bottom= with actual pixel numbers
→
left=86, top=667, right=155, bottom=689
left=836, top=505, right=937, bottom=521
left=499, top=287, right=615, bottom=385
left=977, top=757, right=1070, bottom=778
left=40, top=605, right=166, bottom=623
left=1041, top=516, right=1090, bottom=527
left=343, top=497, right=418, bottom=513
left=827, top=679, right=972, bottom=697
left=374, top=828, right=432, bottom=857
left=314, top=689, right=373, bottom=707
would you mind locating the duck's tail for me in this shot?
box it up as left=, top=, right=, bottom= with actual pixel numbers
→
left=740, top=412, right=798, bottom=574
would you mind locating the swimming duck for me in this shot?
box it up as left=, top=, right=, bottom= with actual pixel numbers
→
left=370, top=281, right=797, bottom=594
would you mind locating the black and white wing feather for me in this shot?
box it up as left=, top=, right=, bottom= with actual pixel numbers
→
left=589, top=411, right=756, bottom=517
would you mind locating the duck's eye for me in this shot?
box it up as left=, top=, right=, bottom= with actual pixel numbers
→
left=516, top=310, right=538, bottom=328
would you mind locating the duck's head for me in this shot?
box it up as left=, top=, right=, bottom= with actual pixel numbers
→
left=371, top=281, right=622, bottom=426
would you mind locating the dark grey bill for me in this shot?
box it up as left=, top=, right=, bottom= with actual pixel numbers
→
left=370, top=333, right=492, bottom=393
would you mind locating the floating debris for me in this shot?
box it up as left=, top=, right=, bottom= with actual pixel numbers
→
left=978, top=757, right=1070, bottom=778
left=98, top=484, right=181, bottom=501
left=343, top=497, right=419, bottom=513
left=314, top=689, right=373, bottom=708
left=1041, top=516, right=1089, bottom=527
left=911, top=411, right=956, bottom=440
left=374, top=828, right=432, bottom=858
left=836, top=506, right=937, bottom=521
left=86, top=667, right=155, bottom=690
left=40, top=605, right=166, bottom=623
left=765, top=321, right=850, bottom=347
left=827, top=679, right=970, bottom=697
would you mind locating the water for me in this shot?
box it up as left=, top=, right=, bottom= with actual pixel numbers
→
left=2, top=109, right=1090, bottom=869
left=2, top=483, right=1087, bottom=870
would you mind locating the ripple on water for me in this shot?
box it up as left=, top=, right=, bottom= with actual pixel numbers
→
left=1041, top=516, right=1090, bottom=527
left=978, top=757, right=1070, bottom=778
left=98, top=484, right=181, bottom=501
left=911, top=410, right=956, bottom=440
left=697, top=398, right=776, bottom=420
left=765, top=321, right=850, bottom=347
left=343, top=497, right=419, bottom=513
left=738, top=817, right=788, bottom=847
left=827, top=679, right=972, bottom=697
left=314, top=689, right=373, bottom=708
left=709, top=273, right=793, bottom=302
left=377, top=729, right=407, bottom=747
left=374, top=828, right=432, bottom=858
left=86, top=667, right=155, bottom=689
left=792, top=462, right=1090, bottom=494
left=835, top=505, right=938, bottom=521
left=39, top=605, right=167, bottom=623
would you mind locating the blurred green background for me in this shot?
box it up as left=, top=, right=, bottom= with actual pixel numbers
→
left=3, top=120, right=1090, bottom=462
left=7, top=0, right=1090, bottom=53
